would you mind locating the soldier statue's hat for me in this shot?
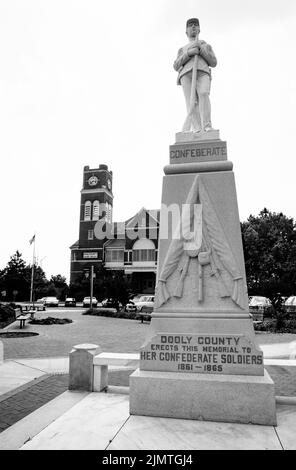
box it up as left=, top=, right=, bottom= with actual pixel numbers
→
left=186, top=18, right=199, bottom=28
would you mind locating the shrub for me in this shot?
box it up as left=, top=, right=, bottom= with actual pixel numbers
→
left=254, top=317, right=296, bottom=333
left=0, top=303, right=16, bottom=328
left=8, top=302, right=22, bottom=310
left=83, top=308, right=139, bottom=320
left=254, top=319, right=277, bottom=332
left=29, top=317, right=73, bottom=325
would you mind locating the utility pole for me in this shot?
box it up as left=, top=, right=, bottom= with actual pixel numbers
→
left=90, top=265, right=94, bottom=311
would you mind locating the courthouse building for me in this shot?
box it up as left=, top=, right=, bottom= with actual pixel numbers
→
left=69, top=164, right=159, bottom=294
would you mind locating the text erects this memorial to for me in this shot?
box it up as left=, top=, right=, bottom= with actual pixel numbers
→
left=129, top=18, right=277, bottom=425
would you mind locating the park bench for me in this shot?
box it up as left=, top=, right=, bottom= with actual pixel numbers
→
left=93, top=352, right=139, bottom=391
left=35, top=305, right=46, bottom=311
left=138, top=306, right=153, bottom=323
left=16, top=314, right=31, bottom=329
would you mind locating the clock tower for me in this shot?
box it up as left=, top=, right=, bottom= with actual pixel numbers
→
left=70, top=164, right=113, bottom=282
left=80, top=164, right=113, bottom=246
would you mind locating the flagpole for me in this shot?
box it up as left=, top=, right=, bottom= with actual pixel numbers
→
left=29, top=235, right=36, bottom=308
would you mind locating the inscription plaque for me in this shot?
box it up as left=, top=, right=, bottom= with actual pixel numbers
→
left=140, top=333, right=264, bottom=376
left=169, top=141, right=227, bottom=165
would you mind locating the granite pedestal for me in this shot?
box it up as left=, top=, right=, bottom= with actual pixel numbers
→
left=129, top=131, right=277, bottom=425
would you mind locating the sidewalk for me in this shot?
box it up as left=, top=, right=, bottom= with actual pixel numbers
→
left=1, top=319, right=296, bottom=450
left=0, top=353, right=296, bottom=450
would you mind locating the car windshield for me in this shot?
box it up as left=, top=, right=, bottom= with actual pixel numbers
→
left=249, top=296, right=268, bottom=305
left=285, top=296, right=296, bottom=305
left=131, top=295, right=145, bottom=301
left=137, top=296, right=151, bottom=302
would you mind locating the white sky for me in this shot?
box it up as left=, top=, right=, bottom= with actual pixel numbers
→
left=0, top=0, right=295, bottom=281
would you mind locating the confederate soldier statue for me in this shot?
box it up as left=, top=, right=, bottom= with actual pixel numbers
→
left=174, top=18, right=217, bottom=133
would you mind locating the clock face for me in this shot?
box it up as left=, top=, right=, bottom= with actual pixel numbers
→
left=107, top=179, right=111, bottom=190
left=88, top=176, right=98, bottom=186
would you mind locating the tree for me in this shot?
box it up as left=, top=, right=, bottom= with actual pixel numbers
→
left=68, top=273, right=92, bottom=301
left=32, top=266, right=53, bottom=300
left=241, top=208, right=296, bottom=302
left=102, top=271, right=131, bottom=305
left=50, top=274, right=67, bottom=288
left=50, top=274, right=68, bottom=300
left=2, top=251, right=30, bottom=301
left=0, top=251, right=67, bottom=301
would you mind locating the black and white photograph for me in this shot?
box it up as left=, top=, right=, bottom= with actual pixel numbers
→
left=0, top=0, right=296, bottom=454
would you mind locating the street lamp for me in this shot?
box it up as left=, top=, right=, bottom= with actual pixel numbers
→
left=90, top=266, right=96, bottom=310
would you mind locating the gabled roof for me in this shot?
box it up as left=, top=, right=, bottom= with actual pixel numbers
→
left=125, top=207, right=160, bottom=228
left=70, top=240, right=79, bottom=250
left=104, top=238, right=126, bottom=248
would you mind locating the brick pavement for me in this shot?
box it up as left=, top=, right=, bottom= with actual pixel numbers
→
left=0, top=369, right=134, bottom=434
left=0, top=365, right=295, bottom=435
left=0, top=374, right=69, bottom=433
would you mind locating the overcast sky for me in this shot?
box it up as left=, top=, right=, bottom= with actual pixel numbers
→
left=0, top=0, right=295, bottom=281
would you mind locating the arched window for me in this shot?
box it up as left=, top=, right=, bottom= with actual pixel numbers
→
left=84, top=201, right=91, bottom=221
left=132, top=239, right=155, bottom=262
left=105, top=202, right=109, bottom=222
left=93, top=200, right=100, bottom=220
left=106, top=203, right=112, bottom=223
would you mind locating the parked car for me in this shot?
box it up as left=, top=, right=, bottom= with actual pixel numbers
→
left=249, top=296, right=273, bottom=319
left=82, top=296, right=98, bottom=308
left=129, top=294, right=146, bottom=302
left=133, top=295, right=155, bottom=312
left=284, top=296, right=296, bottom=314
left=101, top=298, right=122, bottom=311
left=64, top=297, right=76, bottom=307
left=124, top=300, right=138, bottom=313
left=42, top=296, right=59, bottom=307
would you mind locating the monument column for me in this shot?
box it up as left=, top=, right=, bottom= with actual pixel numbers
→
left=130, top=131, right=276, bottom=425
left=129, top=18, right=276, bottom=424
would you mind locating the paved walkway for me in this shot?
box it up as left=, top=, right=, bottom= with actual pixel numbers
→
left=1, top=309, right=296, bottom=360
left=0, top=360, right=295, bottom=438
left=0, top=369, right=135, bottom=434
left=0, top=309, right=148, bottom=359
left=0, top=375, right=69, bottom=433
left=8, top=391, right=296, bottom=450
left=1, top=310, right=296, bottom=449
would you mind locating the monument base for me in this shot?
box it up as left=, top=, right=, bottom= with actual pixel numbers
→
left=130, top=369, right=277, bottom=426
left=175, top=129, right=220, bottom=142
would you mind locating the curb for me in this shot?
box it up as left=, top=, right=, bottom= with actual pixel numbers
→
left=276, top=396, right=296, bottom=406
left=0, top=374, right=50, bottom=404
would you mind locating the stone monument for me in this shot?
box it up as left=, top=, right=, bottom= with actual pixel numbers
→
left=129, top=19, right=277, bottom=425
